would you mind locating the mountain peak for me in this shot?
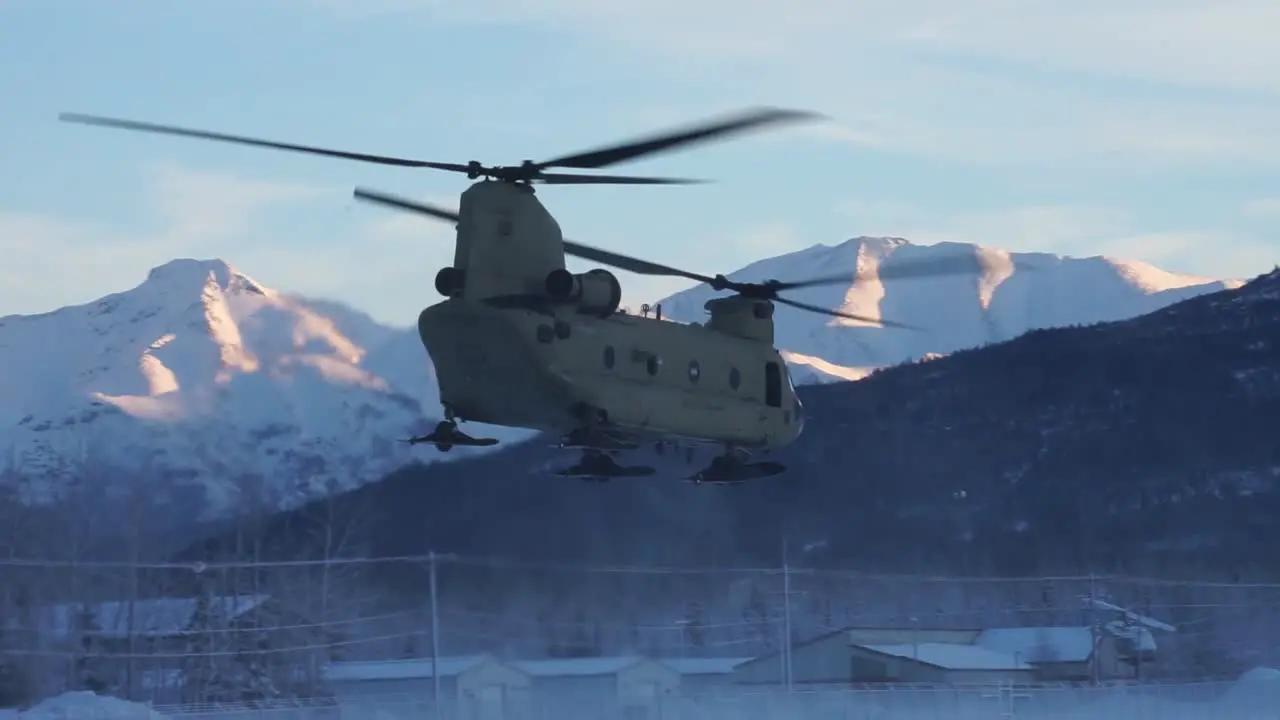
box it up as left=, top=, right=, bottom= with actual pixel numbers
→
left=144, top=257, right=270, bottom=298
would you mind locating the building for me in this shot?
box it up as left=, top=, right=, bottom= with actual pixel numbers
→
left=323, top=655, right=531, bottom=720
left=732, top=625, right=1137, bottom=688
left=972, top=626, right=1134, bottom=681
left=846, top=642, right=1035, bottom=685
left=512, top=656, right=679, bottom=720
left=659, top=657, right=751, bottom=693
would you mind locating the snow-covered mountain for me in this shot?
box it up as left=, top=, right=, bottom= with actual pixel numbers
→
left=655, top=237, right=1244, bottom=382
left=0, top=258, right=530, bottom=520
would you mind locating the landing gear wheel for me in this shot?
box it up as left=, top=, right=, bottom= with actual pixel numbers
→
left=555, top=450, right=655, bottom=481
left=404, top=417, right=498, bottom=451
left=686, top=447, right=787, bottom=485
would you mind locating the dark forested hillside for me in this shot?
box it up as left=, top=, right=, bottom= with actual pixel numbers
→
left=181, top=269, right=1280, bottom=582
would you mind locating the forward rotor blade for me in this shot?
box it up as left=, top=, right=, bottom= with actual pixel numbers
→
left=773, top=296, right=921, bottom=331
left=562, top=241, right=718, bottom=285
left=537, top=172, right=707, bottom=185
left=352, top=188, right=461, bottom=222
left=535, top=107, right=824, bottom=172
left=60, top=113, right=471, bottom=171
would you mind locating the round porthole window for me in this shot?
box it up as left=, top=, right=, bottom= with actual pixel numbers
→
left=603, top=346, right=615, bottom=369
left=729, top=367, right=740, bottom=390
left=646, top=355, right=662, bottom=376
left=536, top=325, right=554, bottom=343
left=688, top=360, right=701, bottom=383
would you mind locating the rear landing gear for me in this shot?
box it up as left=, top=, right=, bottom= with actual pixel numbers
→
left=687, top=447, right=786, bottom=485
left=404, top=406, right=499, bottom=452
left=555, top=450, right=655, bottom=483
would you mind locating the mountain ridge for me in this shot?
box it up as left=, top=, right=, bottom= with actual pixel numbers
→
left=0, top=238, right=1247, bottom=533
left=180, top=266, right=1280, bottom=581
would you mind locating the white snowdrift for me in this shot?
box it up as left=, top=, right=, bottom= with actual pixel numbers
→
left=6, top=692, right=166, bottom=720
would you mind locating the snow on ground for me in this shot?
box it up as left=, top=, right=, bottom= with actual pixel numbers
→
left=4, top=674, right=1279, bottom=720
left=3, top=692, right=166, bottom=720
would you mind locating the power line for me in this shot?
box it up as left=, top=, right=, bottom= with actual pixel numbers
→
left=1, top=551, right=1279, bottom=588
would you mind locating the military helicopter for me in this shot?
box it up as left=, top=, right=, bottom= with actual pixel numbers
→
left=60, top=108, right=977, bottom=484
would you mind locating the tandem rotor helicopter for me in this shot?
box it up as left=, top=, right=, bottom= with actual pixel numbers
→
left=60, top=108, right=978, bottom=485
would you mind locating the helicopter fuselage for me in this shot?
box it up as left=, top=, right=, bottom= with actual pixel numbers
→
left=417, top=298, right=805, bottom=449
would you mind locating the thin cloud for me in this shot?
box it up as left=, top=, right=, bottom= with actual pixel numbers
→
left=306, top=0, right=1280, bottom=168
left=832, top=200, right=1272, bottom=280
left=1242, top=198, right=1280, bottom=218
left=146, top=163, right=333, bottom=242
left=0, top=166, right=338, bottom=317
left=310, top=0, right=1280, bottom=93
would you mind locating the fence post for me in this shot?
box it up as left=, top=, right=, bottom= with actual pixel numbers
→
left=430, top=551, right=441, bottom=719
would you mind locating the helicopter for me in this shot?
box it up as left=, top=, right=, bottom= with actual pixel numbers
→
left=60, top=108, right=981, bottom=484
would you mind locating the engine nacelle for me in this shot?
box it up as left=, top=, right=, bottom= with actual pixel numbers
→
left=435, top=266, right=465, bottom=297
left=545, top=268, right=622, bottom=318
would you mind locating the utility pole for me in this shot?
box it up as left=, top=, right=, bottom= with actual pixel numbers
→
left=1086, top=575, right=1100, bottom=687
left=782, top=537, right=793, bottom=693
left=429, top=551, right=442, bottom=716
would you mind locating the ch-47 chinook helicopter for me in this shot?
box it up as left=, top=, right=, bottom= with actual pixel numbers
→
left=60, top=108, right=978, bottom=484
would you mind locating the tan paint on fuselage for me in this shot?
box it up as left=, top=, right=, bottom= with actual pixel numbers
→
left=418, top=300, right=805, bottom=449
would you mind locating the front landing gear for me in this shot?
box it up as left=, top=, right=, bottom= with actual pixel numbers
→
left=405, top=407, right=498, bottom=452
left=687, top=448, right=786, bottom=485
left=555, top=450, right=655, bottom=483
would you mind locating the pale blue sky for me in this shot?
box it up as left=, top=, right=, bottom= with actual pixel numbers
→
left=2, top=0, right=1277, bottom=326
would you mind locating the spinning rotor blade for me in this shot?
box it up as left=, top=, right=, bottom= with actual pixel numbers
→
left=532, top=107, right=824, bottom=172
left=773, top=296, right=921, bottom=331
left=537, top=172, right=707, bottom=185
left=762, top=253, right=1017, bottom=292
left=348, top=186, right=928, bottom=331
left=60, top=113, right=470, bottom=171
left=61, top=107, right=816, bottom=185
left=561, top=242, right=717, bottom=285
left=352, top=188, right=461, bottom=222
left=350, top=187, right=717, bottom=283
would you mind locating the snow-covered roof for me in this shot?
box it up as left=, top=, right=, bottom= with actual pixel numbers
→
left=15, top=594, right=269, bottom=638
left=660, top=657, right=751, bottom=675
left=324, top=655, right=491, bottom=682
left=975, top=627, right=1095, bottom=663
left=860, top=643, right=1033, bottom=671
left=513, top=656, right=649, bottom=677
left=1103, top=622, right=1158, bottom=652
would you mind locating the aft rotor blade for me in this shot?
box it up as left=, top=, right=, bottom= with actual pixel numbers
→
left=773, top=296, right=921, bottom=331
left=537, top=172, right=707, bottom=185
left=562, top=241, right=717, bottom=285
left=352, top=188, right=461, bottom=222
left=349, top=188, right=718, bottom=286
left=60, top=113, right=472, bottom=171
left=535, top=107, right=824, bottom=172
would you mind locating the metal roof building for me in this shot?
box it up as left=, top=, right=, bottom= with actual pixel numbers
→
left=324, top=654, right=530, bottom=720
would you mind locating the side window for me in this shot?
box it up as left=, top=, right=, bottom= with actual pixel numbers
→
left=765, top=362, right=782, bottom=407
left=603, top=346, right=615, bottom=369
left=646, top=354, right=661, bottom=376
left=728, top=367, right=740, bottom=390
